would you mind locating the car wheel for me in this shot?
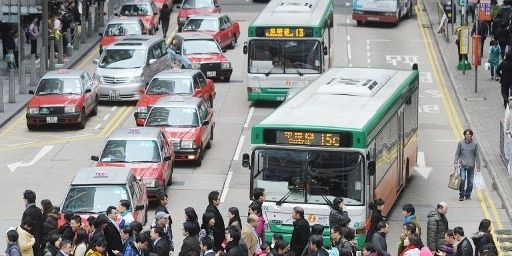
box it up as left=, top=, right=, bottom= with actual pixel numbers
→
left=194, top=146, right=203, bottom=167
left=229, top=35, right=237, bottom=49
left=206, top=127, right=213, bottom=149
left=78, top=109, right=87, bottom=129
left=27, top=123, right=37, bottom=131
left=223, top=75, right=231, bottom=82
left=91, top=98, right=98, bottom=116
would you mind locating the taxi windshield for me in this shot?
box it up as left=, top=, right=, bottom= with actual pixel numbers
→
left=145, top=106, right=199, bottom=127
left=147, top=78, right=193, bottom=95
left=183, top=40, right=220, bottom=55
left=99, top=49, right=145, bottom=68
left=183, top=19, right=218, bottom=32
left=105, top=23, right=142, bottom=36
left=120, top=4, right=150, bottom=16
left=36, top=78, right=82, bottom=95
left=100, top=140, right=161, bottom=162
left=61, top=185, right=130, bottom=213
left=182, top=0, right=215, bottom=8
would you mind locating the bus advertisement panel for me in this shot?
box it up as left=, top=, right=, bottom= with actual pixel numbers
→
left=243, top=0, right=334, bottom=102
left=242, top=65, right=420, bottom=248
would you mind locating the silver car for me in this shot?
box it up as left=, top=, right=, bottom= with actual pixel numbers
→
left=94, top=36, right=172, bottom=102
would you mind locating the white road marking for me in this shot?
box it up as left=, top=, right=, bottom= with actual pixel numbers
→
left=349, top=64, right=353, bottom=67
left=2, top=142, right=35, bottom=147
left=434, top=139, right=460, bottom=142
left=414, top=151, right=432, bottom=179
left=65, top=133, right=93, bottom=139
left=366, top=45, right=370, bottom=50
left=367, top=59, right=371, bottom=63
left=347, top=44, right=352, bottom=60
left=103, top=113, right=111, bottom=121
left=367, top=52, right=370, bottom=57
left=94, top=124, right=101, bottom=130
left=346, top=35, right=350, bottom=41
left=220, top=170, right=233, bottom=203
left=7, top=145, right=54, bottom=172
left=110, top=106, right=117, bottom=112
left=233, top=136, right=245, bottom=161
left=244, top=107, right=255, bottom=128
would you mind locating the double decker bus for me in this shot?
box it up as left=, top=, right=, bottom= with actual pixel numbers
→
left=242, top=65, right=419, bottom=248
left=242, top=0, right=334, bottom=102
left=352, top=0, right=413, bottom=25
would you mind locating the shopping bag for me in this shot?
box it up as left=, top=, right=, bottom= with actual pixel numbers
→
left=474, top=171, right=485, bottom=189
left=448, top=168, right=461, bottom=190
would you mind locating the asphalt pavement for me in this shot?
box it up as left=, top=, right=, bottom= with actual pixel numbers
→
left=423, top=0, right=512, bottom=235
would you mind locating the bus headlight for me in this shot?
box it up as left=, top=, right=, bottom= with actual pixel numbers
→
left=181, top=140, right=196, bottom=149
left=221, top=62, right=231, bottom=69
left=247, top=87, right=261, bottom=93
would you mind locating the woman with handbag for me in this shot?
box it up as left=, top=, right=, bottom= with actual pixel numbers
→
left=453, top=129, right=481, bottom=201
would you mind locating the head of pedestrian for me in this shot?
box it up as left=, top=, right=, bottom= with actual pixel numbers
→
left=95, top=214, right=109, bottom=229
left=377, top=221, right=390, bottom=235
left=253, top=187, right=266, bottom=204
left=308, top=235, right=323, bottom=252
left=444, top=229, right=456, bottom=244
left=369, top=198, right=385, bottom=212
left=106, top=206, right=118, bottom=221
left=330, top=226, right=342, bottom=243
left=23, top=189, right=36, bottom=207
left=6, top=228, right=18, bottom=245
left=202, top=211, right=216, bottom=229
left=70, top=215, right=82, bottom=232
left=311, top=224, right=324, bottom=236
left=402, top=204, right=415, bottom=219
left=92, top=239, right=107, bottom=253
left=292, top=206, right=304, bottom=220
left=118, top=200, right=130, bottom=215
left=272, top=233, right=284, bottom=248
left=121, top=227, right=133, bottom=242
left=158, top=192, right=168, bottom=207
left=150, top=226, right=164, bottom=241
left=200, top=236, right=214, bottom=252
left=247, top=214, right=259, bottom=228
left=48, top=232, right=62, bottom=248
left=478, top=219, right=492, bottom=233
left=362, top=242, right=378, bottom=256
left=208, top=191, right=221, bottom=207
left=135, top=231, right=151, bottom=251
left=404, top=235, right=420, bottom=249
left=249, top=202, right=262, bottom=217
left=59, top=240, right=73, bottom=255
left=402, top=223, right=417, bottom=237
left=437, top=202, right=448, bottom=215
left=183, top=221, right=198, bottom=237
left=274, top=239, right=289, bottom=256
left=155, top=211, right=170, bottom=226
left=20, top=217, right=32, bottom=232
left=185, top=207, right=198, bottom=222
left=341, top=227, right=355, bottom=242
left=463, top=129, right=473, bottom=141
left=453, top=226, right=465, bottom=241
left=225, top=225, right=241, bottom=244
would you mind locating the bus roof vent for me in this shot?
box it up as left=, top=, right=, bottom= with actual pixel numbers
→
left=317, top=69, right=394, bottom=97
left=275, top=0, right=318, bottom=13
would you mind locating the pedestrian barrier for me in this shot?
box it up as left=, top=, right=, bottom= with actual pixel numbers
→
left=436, top=0, right=450, bottom=42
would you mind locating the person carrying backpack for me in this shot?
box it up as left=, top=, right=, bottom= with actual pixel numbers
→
left=489, top=40, right=501, bottom=80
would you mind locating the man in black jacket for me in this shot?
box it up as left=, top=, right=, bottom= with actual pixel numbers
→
left=497, top=53, right=512, bottom=108
left=155, top=192, right=173, bottom=227
left=454, top=226, right=473, bottom=256
left=290, top=206, right=310, bottom=256
left=22, top=190, right=44, bottom=256
left=205, top=191, right=225, bottom=252
left=151, top=226, right=170, bottom=256
left=105, top=207, right=123, bottom=256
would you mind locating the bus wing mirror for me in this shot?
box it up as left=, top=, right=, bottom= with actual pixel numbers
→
left=323, top=46, right=328, bottom=55
left=242, top=153, right=250, bottom=168
left=368, top=161, right=376, bottom=176
left=243, top=42, right=248, bottom=55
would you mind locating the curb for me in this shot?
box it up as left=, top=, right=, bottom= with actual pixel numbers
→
left=422, top=1, right=512, bottom=222
left=0, top=38, right=100, bottom=129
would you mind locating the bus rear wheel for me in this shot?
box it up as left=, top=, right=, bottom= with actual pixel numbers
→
left=356, top=20, right=363, bottom=26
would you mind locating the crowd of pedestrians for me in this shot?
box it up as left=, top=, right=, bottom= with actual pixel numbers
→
left=6, top=187, right=500, bottom=256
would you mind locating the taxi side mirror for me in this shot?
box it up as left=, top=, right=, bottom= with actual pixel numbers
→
left=91, top=155, right=99, bottom=161
left=113, top=12, right=119, bottom=16
left=323, top=46, right=328, bottom=55
left=29, top=90, right=34, bottom=94
left=202, top=120, right=210, bottom=126
left=163, top=155, right=172, bottom=161
left=243, top=43, right=248, bottom=55
left=99, top=33, right=103, bottom=36
left=135, top=204, right=145, bottom=211
left=242, top=153, right=250, bottom=168
left=84, top=88, right=92, bottom=93
left=368, top=161, right=376, bottom=176
left=222, top=48, right=227, bottom=53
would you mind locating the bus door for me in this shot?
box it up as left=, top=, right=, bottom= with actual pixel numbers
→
left=397, top=108, right=405, bottom=191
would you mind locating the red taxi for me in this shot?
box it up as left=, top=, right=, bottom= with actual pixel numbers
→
left=91, top=127, right=175, bottom=197
left=182, top=14, right=240, bottom=50
left=59, top=167, right=148, bottom=227
left=134, top=69, right=216, bottom=126
left=99, top=17, right=146, bottom=54
left=177, top=0, right=221, bottom=31
left=26, top=69, right=98, bottom=130
left=144, top=96, right=214, bottom=166
left=117, top=0, right=159, bottom=35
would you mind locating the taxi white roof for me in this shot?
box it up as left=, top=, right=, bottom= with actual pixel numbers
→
left=71, top=167, right=133, bottom=185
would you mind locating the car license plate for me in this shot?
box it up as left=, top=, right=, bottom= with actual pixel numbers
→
left=276, top=96, right=285, bottom=101
left=367, top=16, right=380, bottom=21
left=46, top=116, right=58, bottom=123
left=109, top=90, right=120, bottom=100
left=207, top=71, right=216, bottom=77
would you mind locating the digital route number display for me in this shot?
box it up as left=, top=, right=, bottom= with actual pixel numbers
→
left=255, top=27, right=314, bottom=37
left=277, top=131, right=341, bottom=146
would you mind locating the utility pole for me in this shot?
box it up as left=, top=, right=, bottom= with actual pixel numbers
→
left=475, top=3, right=479, bottom=93
left=41, top=0, right=49, bottom=74
left=17, top=0, right=23, bottom=81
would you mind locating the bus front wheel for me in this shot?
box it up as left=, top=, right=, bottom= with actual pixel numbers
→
left=356, top=20, right=362, bottom=26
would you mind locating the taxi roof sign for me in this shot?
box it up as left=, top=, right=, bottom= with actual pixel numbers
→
left=94, top=171, right=109, bottom=178
left=128, top=128, right=141, bottom=134
left=169, top=96, right=185, bottom=102
left=170, top=68, right=182, bottom=72
left=58, top=69, right=69, bottom=74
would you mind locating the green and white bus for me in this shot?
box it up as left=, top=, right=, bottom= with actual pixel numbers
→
left=242, top=0, right=334, bottom=102
left=242, top=65, right=419, bottom=248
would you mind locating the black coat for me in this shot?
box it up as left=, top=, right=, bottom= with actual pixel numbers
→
left=225, top=241, right=247, bottom=256
left=290, top=218, right=310, bottom=256
left=365, top=209, right=384, bottom=243
left=497, top=59, right=512, bottom=86
left=153, top=238, right=170, bottom=256
left=42, top=212, right=59, bottom=245
left=205, top=204, right=225, bottom=251
left=159, top=6, right=171, bottom=24
left=455, top=238, right=473, bottom=256
left=105, top=222, right=123, bottom=256
left=22, top=203, right=44, bottom=256
left=178, top=236, right=200, bottom=256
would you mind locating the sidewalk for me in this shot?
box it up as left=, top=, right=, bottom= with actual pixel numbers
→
left=0, top=32, right=100, bottom=128
left=422, top=0, right=512, bottom=227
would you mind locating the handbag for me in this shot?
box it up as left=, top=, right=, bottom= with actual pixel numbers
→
left=448, top=167, right=461, bottom=190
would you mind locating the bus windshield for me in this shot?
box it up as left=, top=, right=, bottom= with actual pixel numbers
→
left=249, top=39, right=321, bottom=74
left=252, top=148, right=364, bottom=205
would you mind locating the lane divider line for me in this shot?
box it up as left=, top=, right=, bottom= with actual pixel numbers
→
left=244, top=107, right=254, bottom=128
left=220, top=170, right=233, bottom=203
left=233, top=135, right=245, bottom=161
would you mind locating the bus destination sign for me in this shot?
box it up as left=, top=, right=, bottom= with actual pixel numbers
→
left=254, top=27, right=314, bottom=37
left=276, top=131, right=340, bottom=146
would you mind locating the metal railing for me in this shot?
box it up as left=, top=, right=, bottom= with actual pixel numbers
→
left=436, top=0, right=450, bottom=42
